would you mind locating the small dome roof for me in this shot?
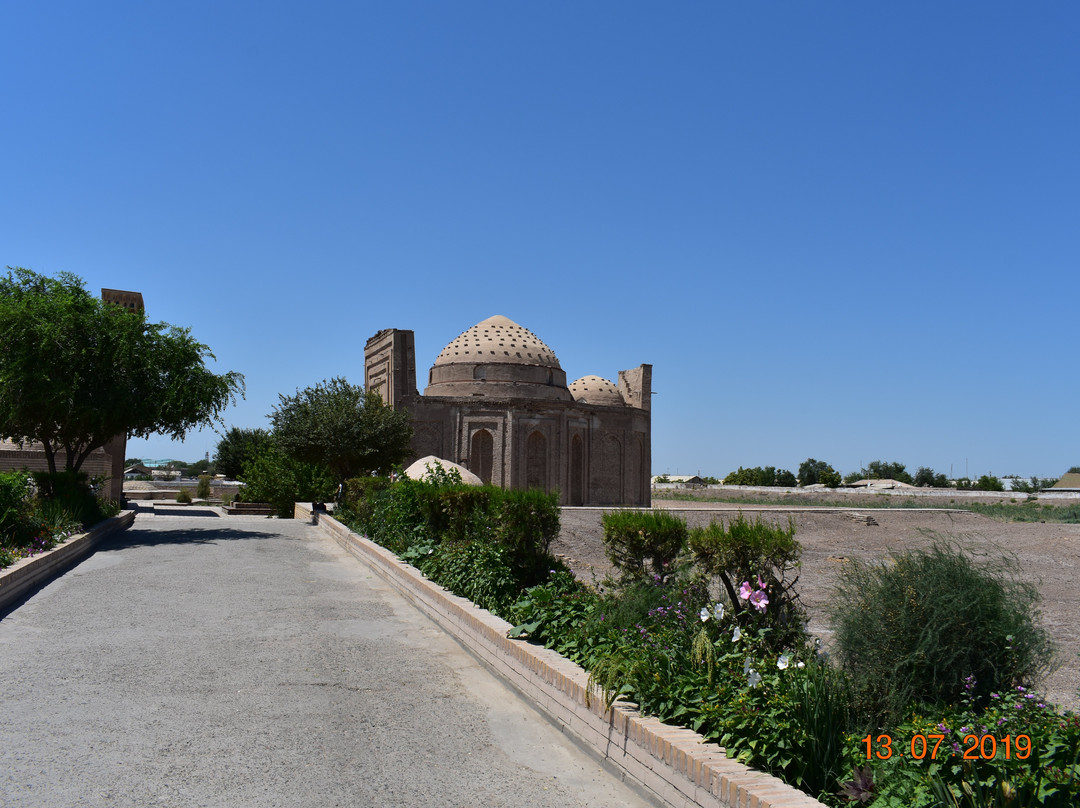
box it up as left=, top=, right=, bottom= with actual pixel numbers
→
left=569, top=375, right=624, bottom=406
left=433, top=315, right=561, bottom=369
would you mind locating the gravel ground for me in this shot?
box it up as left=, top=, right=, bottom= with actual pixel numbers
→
left=0, top=514, right=658, bottom=808
left=553, top=502, right=1080, bottom=712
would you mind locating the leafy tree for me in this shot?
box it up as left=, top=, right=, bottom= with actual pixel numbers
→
left=797, top=458, right=840, bottom=487
left=860, top=460, right=913, bottom=484
left=240, top=445, right=336, bottom=518
left=913, top=466, right=949, bottom=488
left=0, top=267, right=243, bottom=474
left=270, top=377, right=413, bottom=485
left=974, top=474, right=1005, bottom=492
left=214, top=427, right=273, bottom=479
left=1068, top=466, right=1080, bottom=474
left=775, top=469, right=797, bottom=487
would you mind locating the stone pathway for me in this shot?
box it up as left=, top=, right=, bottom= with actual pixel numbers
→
left=0, top=515, right=656, bottom=808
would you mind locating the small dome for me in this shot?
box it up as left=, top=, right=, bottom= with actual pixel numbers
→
left=569, top=375, right=624, bottom=406
left=433, top=315, right=561, bottom=369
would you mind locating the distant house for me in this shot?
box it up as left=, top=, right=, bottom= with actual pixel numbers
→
left=1050, top=472, right=1080, bottom=493
left=123, top=463, right=152, bottom=479
left=652, top=474, right=706, bottom=488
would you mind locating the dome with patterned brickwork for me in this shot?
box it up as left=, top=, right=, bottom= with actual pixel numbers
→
left=569, top=375, right=624, bottom=406
left=425, top=315, right=572, bottom=401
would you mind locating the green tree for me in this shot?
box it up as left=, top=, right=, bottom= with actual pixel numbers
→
left=0, top=267, right=243, bottom=475
left=974, top=474, right=1005, bottom=492
left=861, top=460, right=913, bottom=484
left=913, top=466, right=949, bottom=488
left=797, top=458, right=840, bottom=487
left=214, top=427, right=273, bottom=480
left=270, top=377, right=413, bottom=485
left=240, top=445, right=336, bottom=518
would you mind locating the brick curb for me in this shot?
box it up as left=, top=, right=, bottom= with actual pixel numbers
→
left=298, top=504, right=826, bottom=808
left=0, top=511, right=136, bottom=612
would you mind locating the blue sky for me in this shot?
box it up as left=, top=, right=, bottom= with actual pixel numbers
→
left=3, top=3, right=1077, bottom=479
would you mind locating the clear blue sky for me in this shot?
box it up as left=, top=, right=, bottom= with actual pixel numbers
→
left=4, top=3, right=1077, bottom=479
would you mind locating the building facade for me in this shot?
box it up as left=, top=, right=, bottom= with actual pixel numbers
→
left=365, top=315, right=651, bottom=507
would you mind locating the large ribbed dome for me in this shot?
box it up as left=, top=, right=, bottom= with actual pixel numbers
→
left=569, top=375, right=625, bottom=406
left=425, top=315, right=572, bottom=401
left=433, top=315, right=561, bottom=368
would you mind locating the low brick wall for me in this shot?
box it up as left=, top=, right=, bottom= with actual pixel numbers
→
left=298, top=503, right=825, bottom=808
left=0, top=511, right=136, bottom=612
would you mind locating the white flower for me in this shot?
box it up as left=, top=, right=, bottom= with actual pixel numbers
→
left=777, top=653, right=791, bottom=670
left=743, top=657, right=752, bottom=675
left=797, top=661, right=805, bottom=668
left=713, top=603, right=725, bottom=621
left=732, top=626, right=742, bottom=642
left=748, top=669, right=761, bottom=687
left=699, top=607, right=710, bottom=622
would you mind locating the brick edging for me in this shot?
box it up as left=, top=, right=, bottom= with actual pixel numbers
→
left=298, top=504, right=826, bottom=808
left=0, top=511, right=136, bottom=612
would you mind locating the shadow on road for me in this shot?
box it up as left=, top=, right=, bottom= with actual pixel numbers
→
left=98, top=527, right=281, bottom=551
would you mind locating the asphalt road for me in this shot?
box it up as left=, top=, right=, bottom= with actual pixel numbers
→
left=0, top=514, right=656, bottom=808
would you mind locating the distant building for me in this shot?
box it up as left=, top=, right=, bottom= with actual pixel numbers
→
left=365, top=315, right=651, bottom=506
left=1050, top=472, right=1080, bottom=492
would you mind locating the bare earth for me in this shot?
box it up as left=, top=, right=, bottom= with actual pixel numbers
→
left=553, top=499, right=1080, bottom=712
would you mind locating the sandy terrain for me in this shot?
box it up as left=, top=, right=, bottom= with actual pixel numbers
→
left=553, top=498, right=1080, bottom=712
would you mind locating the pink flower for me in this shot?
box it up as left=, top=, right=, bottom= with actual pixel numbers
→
left=749, top=589, right=769, bottom=613
left=738, top=581, right=753, bottom=601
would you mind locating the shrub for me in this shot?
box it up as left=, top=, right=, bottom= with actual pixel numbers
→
left=239, top=445, right=336, bottom=518
left=0, top=470, right=35, bottom=546
left=412, top=540, right=520, bottom=616
left=492, top=488, right=560, bottom=581
left=601, top=509, right=688, bottom=578
left=829, top=542, right=1055, bottom=730
left=688, top=513, right=806, bottom=651
left=176, top=488, right=193, bottom=504
left=196, top=474, right=212, bottom=499
left=974, top=474, right=1005, bottom=492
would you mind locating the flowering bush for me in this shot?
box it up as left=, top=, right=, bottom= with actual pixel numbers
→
left=840, top=679, right=1080, bottom=807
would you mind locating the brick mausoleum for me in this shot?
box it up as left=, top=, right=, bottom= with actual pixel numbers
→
left=365, top=315, right=651, bottom=507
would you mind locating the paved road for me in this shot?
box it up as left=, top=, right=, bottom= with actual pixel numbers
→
left=0, top=514, right=656, bottom=808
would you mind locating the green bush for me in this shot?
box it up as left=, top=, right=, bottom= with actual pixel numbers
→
left=492, top=488, right=560, bottom=581
left=239, top=445, right=336, bottom=518
left=601, top=509, right=688, bottom=578
left=176, top=487, right=193, bottom=504
left=196, top=474, right=212, bottom=499
left=974, top=474, right=1005, bottom=492
left=412, top=540, right=521, bottom=616
left=31, top=471, right=112, bottom=526
left=829, top=542, right=1055, bottom=730
left=688, top=514, right=806, bottom=652
left=0, top=470, right=35, bottom=546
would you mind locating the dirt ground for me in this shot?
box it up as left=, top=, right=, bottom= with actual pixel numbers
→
left=552, top=499, right=1080, bottom=712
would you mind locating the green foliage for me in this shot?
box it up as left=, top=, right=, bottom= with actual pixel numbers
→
left=176, top=487, right=193, bottom=504
left=723, top=466, right=798, bottom=487
left=1006, top=475, right=1059, bottom=494
left=798, top=458, right=841, bottom=487
left=1, top=469, right=116, bottom=569
left=974, top=474, right=1005, bottom=492
left=859, top=460, right=914, bottom=485
left=914, top=466, right=950, bottom=488
left=411, top=540, right=521, bottom=615
left=830, top=542, right=1055, bottom=731
left=965, top=500, right=1080, bottom=524
left=0, top=267, right=243, bottom=474
left=214, top=427, right=273, bottom=480
left=687, top=513, right=806, bottom=651
left=340, top=475, right=561, bottom=592
left=654, top=474, right=671, bottom=483
left=270, top=377, right=413, bottom=484
left=0, top=470, right=35, bottom=546
left=239, top=445, right=336, bottom=518
left=846, top=685, right=1080, bottom=808
left=601, top=509, right=688, bottom=578
left=195, top=474, right=212, bottom=499
left=1067, top=466, right=1080, bottom=475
